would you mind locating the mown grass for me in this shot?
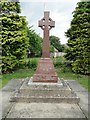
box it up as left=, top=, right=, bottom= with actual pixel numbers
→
left=56, top=67, right=89, bottom=91
left=52, top=57, right=89, bottom=91
left=0, top=57, right=89, bottom=92
left=1, top=68, right=35, bottom=88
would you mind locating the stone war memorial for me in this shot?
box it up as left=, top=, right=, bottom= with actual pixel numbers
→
left=33, top=11, right=58, bottom=83
left=1, top=8, right=88, bottom=119
left=10, top=11, right=80, bottom=103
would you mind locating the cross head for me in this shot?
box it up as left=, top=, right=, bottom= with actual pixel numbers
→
left=38, top=11, right=55, bottom=58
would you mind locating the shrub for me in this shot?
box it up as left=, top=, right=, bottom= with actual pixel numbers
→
left=27, top=58, right=38, bottom=69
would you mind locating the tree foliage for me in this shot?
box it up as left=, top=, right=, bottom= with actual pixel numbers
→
left=27, top=27, right=42, bottom=57
left=1, top=1, right=29, bottom=73
left=50, top=35, right=64, bottom=52
left=1, top=1, right=20, bottom=13
left=65, top=2, right=90, bottom=75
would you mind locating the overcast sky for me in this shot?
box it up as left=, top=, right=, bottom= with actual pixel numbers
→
left=20, top=0, right=81, bottom=44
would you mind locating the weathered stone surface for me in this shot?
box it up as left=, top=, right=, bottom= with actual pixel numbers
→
left=10, top=78, right=80, bottom=103
left=2, top=78, right=24, bottom=92
left=6, top=103, right=85, bottom=118
left=65, top=80, right=89, bottom=118
left=1, top=79, right=23, bottom=118
left=0, top=91, right=2, bottom=120
left=66, top=80, right=88, bottom=92
left=2, top=91, right=14, bottom=118
left=1, top=79, right=88, bottom=119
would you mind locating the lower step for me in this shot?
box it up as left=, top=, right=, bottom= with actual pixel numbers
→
left=10, top=95, right=80, bottom=104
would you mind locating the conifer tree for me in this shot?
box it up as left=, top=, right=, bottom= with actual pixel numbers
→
left=65, top=2, right=90, bottom=75
left=1, top=1, right=28, bottom=73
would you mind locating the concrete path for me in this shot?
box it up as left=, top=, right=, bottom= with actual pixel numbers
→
left=66, top=80, right=89, bottom=119
left=79, top=92, right=90, bottom=119
left=0, top=78, right=89, bottom=119
left=6, top=103, right=85, bottom=118
left=1, top=78, right=24, bottom=119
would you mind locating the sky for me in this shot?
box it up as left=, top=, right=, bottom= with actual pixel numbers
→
left=20, top=0, right=81, bottom=44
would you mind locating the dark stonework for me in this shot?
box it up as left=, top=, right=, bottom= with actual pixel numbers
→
left=33, top=11, right=58, bottom=83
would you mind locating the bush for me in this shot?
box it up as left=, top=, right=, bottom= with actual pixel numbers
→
left=53, top=57, right=72, bottom=73
left=27, top=58, right=38, bottom=69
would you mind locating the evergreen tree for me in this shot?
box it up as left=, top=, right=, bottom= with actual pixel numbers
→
left=1, top=1, right=29, bottom=73
left=1, top=1, right=20, bottom=13
left=65, top=2, right=90, bottom=75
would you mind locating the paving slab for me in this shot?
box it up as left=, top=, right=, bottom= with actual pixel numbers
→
left=76, top=92, right=88, bottom=117
left=2, top=78, right=24, bottom=92
left=2, top=91, right=15, bottom=118
left=65, top=80, right=89, bottom=119
left=0, top=78, right=24, bottom=119
left=66, top=80, right=88, bottom=92
left=7, top=103, right=85, bottom=118
left=0, top=91, right=2, bottom=120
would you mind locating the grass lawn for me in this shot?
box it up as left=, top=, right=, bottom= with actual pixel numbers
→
left=56, top=67, right=89, bottom=91
left=1, top=68, right=35, bottom=88
left=0, top=57, right=89, bottom=92
left=53, top=57, right=89, bottom=91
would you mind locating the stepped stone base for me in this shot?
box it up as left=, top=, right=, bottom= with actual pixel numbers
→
left=10, top=78, right=80, bottom=103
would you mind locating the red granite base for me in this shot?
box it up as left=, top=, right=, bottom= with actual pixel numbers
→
left=33, top=58, right=58, bottom=83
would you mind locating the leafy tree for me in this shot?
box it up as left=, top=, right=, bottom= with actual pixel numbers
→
left=65, top=2, right=90, bottom=75
left=50, top=35, right=64, bottom=52
left=27, top=27, right=42, bottom=57
left=1, top=1, right=29, bottom=73
left=61, top=44, right=68, bottom=53
left=50, top=45, right=54, bottom=53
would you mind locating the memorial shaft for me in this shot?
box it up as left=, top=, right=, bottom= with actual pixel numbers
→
left=39, top=11, right=55, bottom=58
left=42, top=26, right=49, bottom=57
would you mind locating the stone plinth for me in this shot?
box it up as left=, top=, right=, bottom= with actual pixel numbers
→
left=10, top=78, right=80, bottom=103
left=32, top=58, right=58, bottom=83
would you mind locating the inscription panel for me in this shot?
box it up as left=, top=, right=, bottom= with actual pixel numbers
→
left=39, top=64, right=52, bottom=71
left=34, top=75, right=57, bottom=81
left=33, top=58, right=58, bottom=82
